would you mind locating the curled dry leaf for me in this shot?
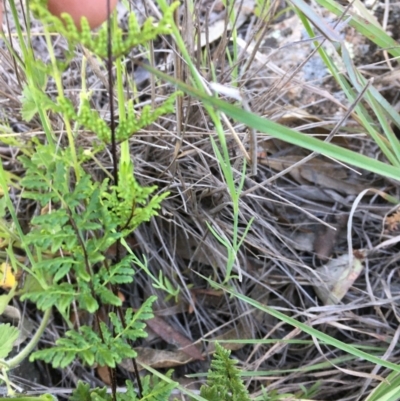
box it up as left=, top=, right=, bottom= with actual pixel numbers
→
left=261, top=155, right=365, bottom=195
left=97, top=365, right=112, bottom=385
left=312, top=253, right=365, bottom=305
left=121, top=347, right=193, bottom=371
left=146, top=316, right=204, bottom=361
left=287, top=229, right=315, bottom=252
left=313, top=225, right=340, bottom=262
left=313, top=215, right=348, bottom=262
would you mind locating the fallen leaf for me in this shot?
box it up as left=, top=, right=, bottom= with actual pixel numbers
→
left=287, top=229, right=315, bottom=252
left=261, top=155, right=365, bottom=195
left=121, top=347, right=193, bottom=371
left=117, top=291, right=125, bottom=302
left=313, top=215, right=348, bottom=262
left=97, top=365, right=112, bottom=385
left=312, top=252, right=365, bottom=305
left=146, top=316, right=204, bottom=361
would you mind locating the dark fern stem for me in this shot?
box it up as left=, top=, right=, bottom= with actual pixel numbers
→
left=106, top=0, right=143, bottom=399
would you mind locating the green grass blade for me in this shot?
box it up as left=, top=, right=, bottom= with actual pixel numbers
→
left=314, top=0, right=400, bottom=59
left=200, top=274, right=400, bottom=373
left=141, top=63, right=400, bottom=181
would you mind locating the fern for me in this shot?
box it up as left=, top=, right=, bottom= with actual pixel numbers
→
left=69, top=373, right=176, bottom=401
left=31, top=296, right=156, bottom=368
left=130, top=372, right=176, bottom=401
left=1, top=0, right=182, bottom=399
left=69, top=382, right=110, bottom=401
left=29, top=0, right=179, bottom=59
left=0, top=323, right=20, bottom=360
left=200, top=343, right=251, bottom=401
left=53, top=90, right=182, bottom=146
left=18, top=142, right=166, bottom=315
left=114, top=94, right=181, bottom=143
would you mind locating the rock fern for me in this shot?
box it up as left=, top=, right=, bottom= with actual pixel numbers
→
left=31, top=297, right=156, bottom=368
left=1, top=0, right=179, bottom=399
left=200, top=343, right=251, bottom=401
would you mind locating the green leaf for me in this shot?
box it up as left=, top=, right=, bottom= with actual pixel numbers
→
left=96, top=346, right=117, bottom=368
left=4, top=395, right=58, bottom=401
left=53, top=261, right=74, bottom=282
left=128, top=372, right=176, bottom=401
left=0, top=287, right=16, bottom=315
left=0, top=197, right=7, bottom=218
left=70, top=382, right=110, bottom=401
left=21, top=85, right=39, bottom=122
left=78, top=292, right=99, bottom=313
left=81, top=349, right=95, bottom=366
left=0, top=323, right=19, bottom=359
left=20, top=85, right=55, bottom=122
left=96, top=287, right=122, bottom=306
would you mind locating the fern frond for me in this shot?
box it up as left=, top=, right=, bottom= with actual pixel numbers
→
left=200, top=343, right=250, bottom=401
left=29, top=0, right=179, bottom=59
left=69, top=382, right=111, bottom=401
left=69, top=374, right=175, bottom=401
left=31, top=324, right=132, bottom=368
left=116, top=93, right=181, bottom=142
left=31, top=297, right=156, bottom=368
left=0, top=323, right=20, bottom=360
left=22, top=282, right=76, bottom=313
left=109, top=296, right=156, bottom=341
left=83, top=3, right=180, bottom=58
left=136, top=371, right=176, bottom=401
